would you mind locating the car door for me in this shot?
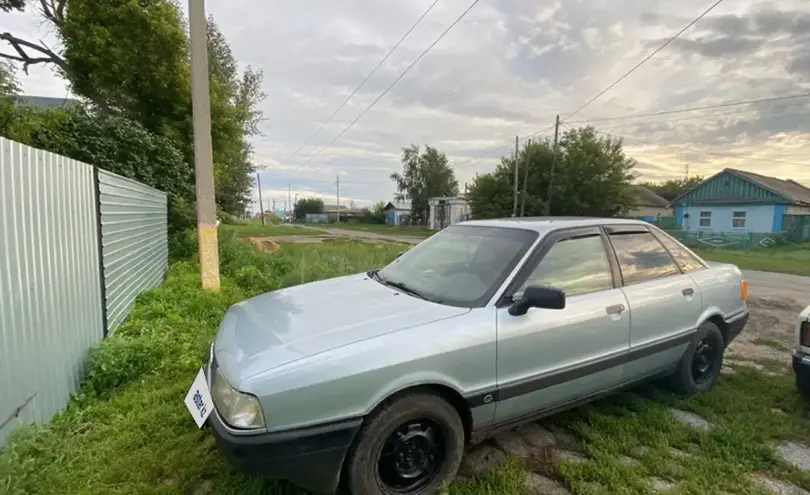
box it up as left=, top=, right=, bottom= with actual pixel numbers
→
left=604, top=226, right=703, bottom=383
left=494, top=227, right=631, bottom=424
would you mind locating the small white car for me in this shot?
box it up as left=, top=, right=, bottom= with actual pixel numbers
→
left=793, top=305, right=810, bottom=395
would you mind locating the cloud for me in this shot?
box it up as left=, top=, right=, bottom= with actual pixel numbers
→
left=4, top=0, right=810, bottom=208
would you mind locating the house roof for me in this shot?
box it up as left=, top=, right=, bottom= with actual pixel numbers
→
left=384, top=201, right=411, bottom=211
left=728, top=168, right=810, bottom=205
left=633, top=186, right=669, bottom=208
left=672, top=168, right=810, bottom=205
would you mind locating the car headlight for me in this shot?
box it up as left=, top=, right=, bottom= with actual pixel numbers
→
left=801, top=321, right=810, bottom=348
left=211, top=367, right=265, bottom=429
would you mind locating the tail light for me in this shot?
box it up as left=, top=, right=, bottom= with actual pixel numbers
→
left=740, top=280, right=748, bottom=301
left=801, top=321, right=810, bottom=348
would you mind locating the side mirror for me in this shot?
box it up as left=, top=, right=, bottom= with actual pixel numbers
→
left=508, top=285, right=565, bottom=316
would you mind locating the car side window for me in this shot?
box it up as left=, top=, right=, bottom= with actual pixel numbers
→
left=609, top=232, right=680, bottom=285
left=516, top=235, right=613, bottom=298
left=652, top=232, right=705, bottom=272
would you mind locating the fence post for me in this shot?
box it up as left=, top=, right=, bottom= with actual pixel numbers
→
left=92, top=166, right=109, bottom=337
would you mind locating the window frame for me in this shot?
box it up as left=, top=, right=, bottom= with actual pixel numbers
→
left=731, top=210, right=747, bottom=229
left=496, top=226, right=621, bottom=307
left=603, top=225, right=684, bottom=286
left=698, top=210, right=712, bottom=228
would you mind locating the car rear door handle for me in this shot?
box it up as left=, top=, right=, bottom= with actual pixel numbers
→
left=605, top=304, right=625, bottom=315
left=682, top=288, right=695, bottom=296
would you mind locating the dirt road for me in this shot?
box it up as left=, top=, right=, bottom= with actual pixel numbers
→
left=304, top=226, right=423, bottom=245
left=743, top=269, right=810, bottom=302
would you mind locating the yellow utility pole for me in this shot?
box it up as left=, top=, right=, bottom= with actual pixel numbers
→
left=189, top=0, right=220, bottom=290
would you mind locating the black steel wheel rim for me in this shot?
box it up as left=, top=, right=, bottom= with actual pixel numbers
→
left=376, top=419, right=446, bottom=494
left=692, top=338, right=718, bottom=384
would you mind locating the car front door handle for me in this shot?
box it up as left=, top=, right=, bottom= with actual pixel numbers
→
left=682, top=288, right=695, bottom=296
left=605, top=304, right=625, bottom=315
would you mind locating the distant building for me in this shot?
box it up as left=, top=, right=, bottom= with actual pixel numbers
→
left=673, top=168, right=810, bottom=235
left=629, top=185, right=673, bottom=220
left=383, top=201, right=411, bottom=225
left=428, top=196, right=470, bottom=230
left=14, top=95, right=80, bottom=110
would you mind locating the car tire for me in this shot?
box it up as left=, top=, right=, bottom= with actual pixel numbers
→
left=345, top=391, right=465, bottom=495
left=668, top=322, right=725, bottom=396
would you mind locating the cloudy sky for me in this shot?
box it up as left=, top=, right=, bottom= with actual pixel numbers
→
left=4, top=0, right=810, bottom=211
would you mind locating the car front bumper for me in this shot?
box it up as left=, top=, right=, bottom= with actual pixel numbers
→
left=208, top=408, right=362, bottom=494
left=793, top=352, right=810, bottom=380
left=727, top=310, right=749, bottom=344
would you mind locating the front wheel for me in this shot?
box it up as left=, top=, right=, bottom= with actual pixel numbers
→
left=345, top=391, right=465, bottom=495
left=668, top=322, right=725, bottom=395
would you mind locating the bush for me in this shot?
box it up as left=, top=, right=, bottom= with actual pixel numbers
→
left=82, top=337, right=164, bottom=397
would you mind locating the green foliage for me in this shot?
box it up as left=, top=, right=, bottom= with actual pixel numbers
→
left=0, top=0, right=24, bottom=12
left=467, top=126, right=637, bottom=219
left=391, top=144, right=458, bottom=224
left=359, top=201, right=387, bottom=224
left=28, top=107, right=194, bottom=200
left=61, top=0, right=191, bottom=139
left=294, top=196, right=325, bottom=219
left=82, top=337, right=163, bottom=397
left=642, top=175, right=705, bottom=202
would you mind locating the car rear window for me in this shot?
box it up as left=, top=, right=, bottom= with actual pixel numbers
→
left=608, top=231, right=680, bottom=285
left=651, top=231, right=705, bottom=272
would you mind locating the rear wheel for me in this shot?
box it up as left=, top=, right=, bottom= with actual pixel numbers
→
left=669, top=322, right=725, bottom=395
left=345, top=391, right=465, bottom=495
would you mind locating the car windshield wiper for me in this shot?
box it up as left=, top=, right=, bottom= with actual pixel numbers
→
left=379, top=278, right=430, bottom=302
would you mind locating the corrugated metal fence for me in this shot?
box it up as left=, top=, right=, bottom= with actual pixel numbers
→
left=0, top=138, right=168, bottom=448
left=98, top=170, right=168, bottom=333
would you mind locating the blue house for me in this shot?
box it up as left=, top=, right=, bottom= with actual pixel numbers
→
left=384, top=201, right=411, bottom=225
left=673, top=168, right=810, bottom=235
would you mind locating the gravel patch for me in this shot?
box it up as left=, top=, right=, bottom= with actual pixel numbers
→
left=459, top=444, right=507, bottom=476
left=752, top=474, right=810, bottom=495
left=669, top=408, right=713, bottom=432
left=516, top=422, right=556, bottom=448
left=523, top=473, right=571, bottom=495
left=777, top=441, right=810, bottom=472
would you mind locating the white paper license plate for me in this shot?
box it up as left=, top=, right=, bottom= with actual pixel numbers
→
left=184, top=367, right=214, bottom=428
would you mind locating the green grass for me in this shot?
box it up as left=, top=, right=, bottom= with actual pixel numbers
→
left=328, top=223, right=435, bottom=237
left=221, top=223, right=325, bottom=238
left=693, top=248, right=810, bottom=276
left=753, top=338, right=790, bottom=351
left=3, top=231, right=810, bottom=494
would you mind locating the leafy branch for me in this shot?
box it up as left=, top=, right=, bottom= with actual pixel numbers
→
left=0, top=32, right=66, bottom=74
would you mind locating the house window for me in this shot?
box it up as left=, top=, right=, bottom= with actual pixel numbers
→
left=699, top=211, right=712, bottom=228
left=732, top=211, right=746, bottom=229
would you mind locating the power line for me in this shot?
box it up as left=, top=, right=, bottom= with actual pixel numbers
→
left=592, top=105, right=810, bottom=134
left=287, top=0, right=442, bottom=161
left=560, top=0, right=726, bottom=124
left=294, top=0, right=482, bottom=172
left=566, top=92, right=810, bottom=125
left=583, top=126, right=810, bottom=167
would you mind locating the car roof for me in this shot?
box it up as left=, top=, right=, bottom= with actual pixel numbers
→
left=458, top=217, right=648, bottom=233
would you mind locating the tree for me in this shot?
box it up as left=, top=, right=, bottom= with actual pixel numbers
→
left=360, top=201, right=387, bottom=224
left=0, top=0, right=265, bottom=217
left=641, top=175, right=705, bottom=202
left=294, top=197, right=324, bottom=220
left=390, top=144, right=458, bottom=224
left=467, top=126, right=637, bottom=218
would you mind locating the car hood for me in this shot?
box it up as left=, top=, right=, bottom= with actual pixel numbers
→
left=214, top=273, right=469, bottom=386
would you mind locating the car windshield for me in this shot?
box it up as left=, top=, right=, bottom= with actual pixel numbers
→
left=375, top=225, right=538, bottom=307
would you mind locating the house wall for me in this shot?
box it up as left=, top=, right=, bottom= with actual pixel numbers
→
left=429, top=200, right=469, bottom=230
left=787, top=205, right=810, bottom=215
left=679, top=204, right=778, bottom=233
